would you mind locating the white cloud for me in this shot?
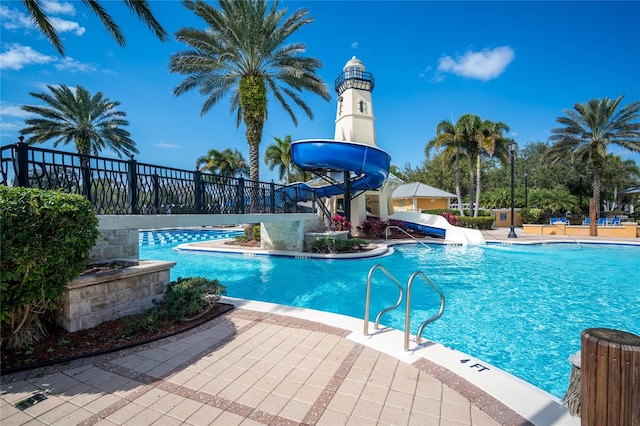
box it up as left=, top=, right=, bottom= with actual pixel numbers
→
left=54, top=56, right=97, bottom=72
left=351, top=42, right=359, bottom=49
left=436, top=46, right=515, bottom=81
left=1, top=3, right=83, bottom=36
left=155, top=142, right=180, bottom=149
left=0, top=6, right=35, bottom=30
left=0, top=43, right=56, bottom=70
left=42, top=1, right=76, bottom=15
left=0, top=102, right=32, bottom=118
left=50, top=17, right=85, bottom=36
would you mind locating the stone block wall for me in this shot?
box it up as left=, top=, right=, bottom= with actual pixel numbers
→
left=57, top=260, right=175, bottom=332
left=261, top=221, right=305, bottom=251
left=90, top=228, right=139, bottom=263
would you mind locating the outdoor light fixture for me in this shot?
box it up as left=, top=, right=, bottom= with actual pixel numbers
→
left=508, top=140, right=517, bottom=238
left=524, top=170, right=528, bottom=208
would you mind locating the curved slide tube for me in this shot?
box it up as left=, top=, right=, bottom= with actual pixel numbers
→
left=283, top=139, right=391, bottom=200
left=390, top=211, right=486, bottom=246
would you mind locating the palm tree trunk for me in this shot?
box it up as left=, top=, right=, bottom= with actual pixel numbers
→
left=75, top=137, right=91, bottom=156
left=455, top=147, right=463, bottom=216
left=593, top=166, right=603, bottom=217
left=474, top=155, right=481, bottom=217
left=240, top=76, right=267, bottom=212
left=468, top=158, right=475, bottom=216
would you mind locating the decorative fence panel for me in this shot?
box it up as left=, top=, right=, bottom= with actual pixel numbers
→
left=1, top=142, right=317, bottom=216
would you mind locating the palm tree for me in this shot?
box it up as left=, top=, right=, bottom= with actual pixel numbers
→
left=169, top=0, right=330, bottom=192
left=196, top=148, right=248, bottom=177
left=426, top=118, right=469, bottom=215
left=20, top=84, right=138, bottom=158
left=472, top=120, right=510, bottom=217
left=21, top=0, right=167, bottom=56
left=548, top=95, right=640, bottom=233
left=264, top=135, right=294, bottom=183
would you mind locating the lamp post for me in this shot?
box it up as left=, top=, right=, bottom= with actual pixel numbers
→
left=508, top=140, right=517, bottom=238
left=524, top=170, right=528, bottom=209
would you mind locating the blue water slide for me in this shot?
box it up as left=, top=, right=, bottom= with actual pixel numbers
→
left=283, top=139, right=391, bottom=200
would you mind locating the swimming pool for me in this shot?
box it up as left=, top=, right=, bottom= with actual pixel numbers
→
left=140, top=232, right=640, bottom=398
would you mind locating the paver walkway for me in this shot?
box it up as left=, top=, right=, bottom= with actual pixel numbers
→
left=1, top=308, right=530, bottom=426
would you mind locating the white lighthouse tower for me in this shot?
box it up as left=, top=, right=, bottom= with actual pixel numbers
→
left=334, top=56, right=377, bottom=146
left=331, top=57, right=397, bottom=230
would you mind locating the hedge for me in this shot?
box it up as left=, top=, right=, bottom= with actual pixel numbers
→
left=0, top=187, right=100, bottom=349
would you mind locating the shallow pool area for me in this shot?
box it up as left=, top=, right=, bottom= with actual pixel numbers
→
left=140, top=233, right=640, bottom=398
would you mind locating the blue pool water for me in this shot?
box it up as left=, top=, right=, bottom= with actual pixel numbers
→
left=140, top=232, right=640, bottom=398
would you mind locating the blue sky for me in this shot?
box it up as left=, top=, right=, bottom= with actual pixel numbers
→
left=2, top=1, right=639, bottom=183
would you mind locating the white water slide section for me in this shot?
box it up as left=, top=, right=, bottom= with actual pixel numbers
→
left=389, top=211, right=486, bottom=246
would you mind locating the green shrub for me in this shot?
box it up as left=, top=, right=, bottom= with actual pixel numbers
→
left=1, top=187, right=100, bottom=350
left=520, top=208, right=543, bottom=224
left=421, top=209, right=451, bottom=215
left=236, top=223, right=260, bottom=243
left=252, top=224, right=261, bottom=241
left=335, top=238, right=367, bottom=252
left=456, top=216, right=494, bottom=230
left=118, top=308, right=165, bottom=339
left=164, top=277, right=226, bottom=321
left=311, top=237, right=367, bottom=253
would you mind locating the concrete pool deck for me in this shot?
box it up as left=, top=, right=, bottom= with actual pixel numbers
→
left=5, top=226, right=637, bottom=426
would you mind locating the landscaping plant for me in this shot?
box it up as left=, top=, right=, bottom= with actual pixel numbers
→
left=331, top=214, right=351, bottom=231
left=0, top=187, right=100, bottom=350
left=310, top=237, right=367, bottom=253
left=164, top=277, right=227, bottom=321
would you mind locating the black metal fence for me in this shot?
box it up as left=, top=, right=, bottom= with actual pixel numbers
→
left=1, top=142, right=318, bottom=216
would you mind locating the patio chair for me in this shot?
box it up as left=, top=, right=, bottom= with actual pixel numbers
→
left=582, top=217, right=591, bottom=225
left=597, top=217, right=608, bottom=226
left=610, top=217, right=622, bottom=226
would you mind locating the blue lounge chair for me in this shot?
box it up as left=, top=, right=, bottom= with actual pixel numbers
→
left=582, top=217, right=591, bottom=225
left=597, top=217, right=608, bottom=226
left=610, top=217, right=622, bottom=226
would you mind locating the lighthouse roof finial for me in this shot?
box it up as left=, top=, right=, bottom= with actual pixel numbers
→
left=343, top=56, right=365, bottom=72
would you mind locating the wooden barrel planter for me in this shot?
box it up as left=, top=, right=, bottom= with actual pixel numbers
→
left=581, top=328, right=640, bottom=426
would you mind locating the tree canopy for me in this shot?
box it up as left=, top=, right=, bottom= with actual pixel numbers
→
left=20, top=84, right=137, bottom=158
left=169, top=0, right=330, bottom=190
left=21, top=0, right=167, bottom=56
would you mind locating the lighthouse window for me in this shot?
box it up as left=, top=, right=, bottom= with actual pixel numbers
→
left=359, top=100, right=366, bottom=113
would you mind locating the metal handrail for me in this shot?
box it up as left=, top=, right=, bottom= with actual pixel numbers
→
left=552, top=223, right=583, bottom=248
left=363, top=264, right=404, bottom=336
left=385, top=226, right=431, bottom=250
left=404, top=271, right=446, bottom=351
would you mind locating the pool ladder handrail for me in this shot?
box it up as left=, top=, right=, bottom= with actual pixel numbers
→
left=363, top=264, right=404, bottom=336
left=385, top=226, right=431, bottom=250
left=551, top=223, right=582, bottom=248
left=404, top=271, right=446, bottom=351
left=363, top=265, right=446, bottom=352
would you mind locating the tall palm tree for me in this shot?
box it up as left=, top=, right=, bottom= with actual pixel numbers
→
left=264, top=135, right=294, bottom=183
left=548, top=95, right=640, bottom=232
left=472, top=120, right=510, bottom=217
left=21, top=0, right=167, bottom=56
left=169, top=0, right=330, bottom=191
left=20, top=84, right=138, bottom=158
left=426, top=118, right=468, bottom=215
left=196, top=148, right=248, bottom=177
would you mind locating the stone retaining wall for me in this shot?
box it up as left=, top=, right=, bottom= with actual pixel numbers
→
left=57, top=260, right=176, bottom=332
